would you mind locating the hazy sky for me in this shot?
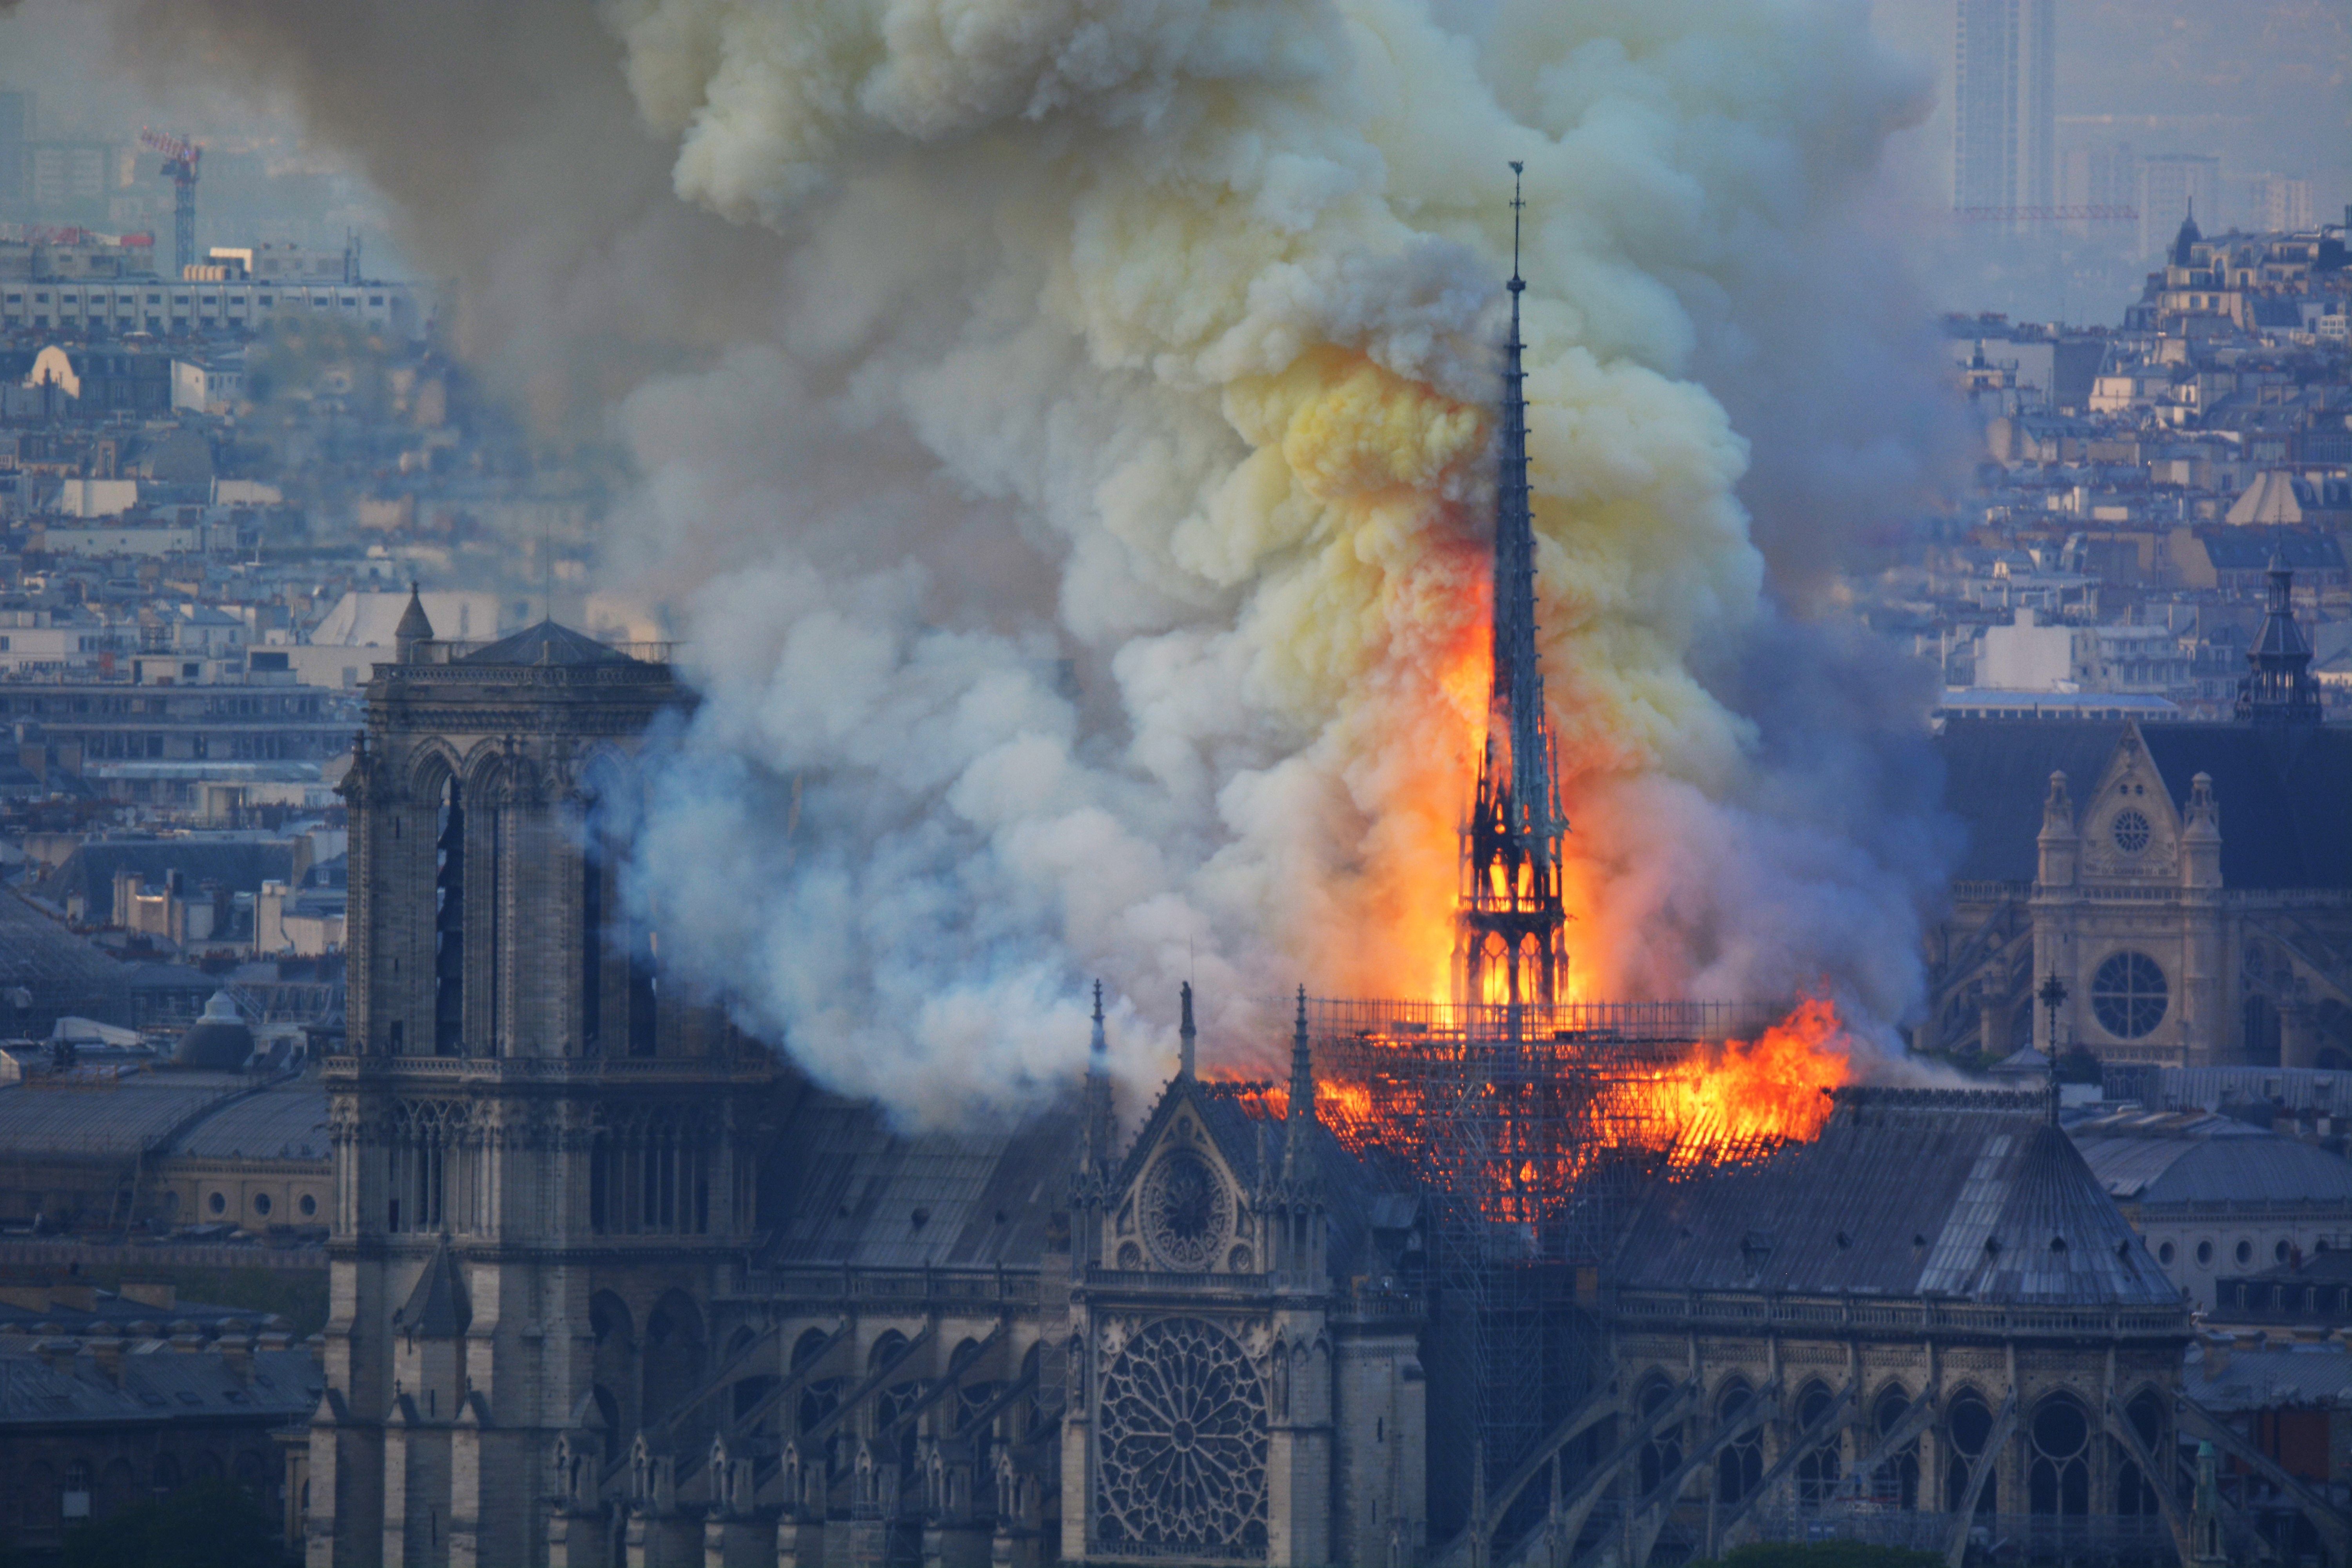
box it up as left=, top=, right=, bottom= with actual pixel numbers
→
left=1871, top=0, right=2350, bottom=210
left=4, top=0, right=2346, bottom=313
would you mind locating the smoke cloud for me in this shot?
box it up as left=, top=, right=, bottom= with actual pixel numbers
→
left=88, top=0, right=1964, bottom=1122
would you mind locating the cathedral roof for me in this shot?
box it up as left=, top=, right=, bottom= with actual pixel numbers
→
left=456, top=619, right=641, bottom=667
left=754, top=1093, right=1080, bottom=1271
left=1614, top=1087, right=2185, bottom=1310
left=1935, top=719, right=2352, bottom=888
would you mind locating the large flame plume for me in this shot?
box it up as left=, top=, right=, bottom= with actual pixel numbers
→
left=100, top=0, right=1951, bottom=1124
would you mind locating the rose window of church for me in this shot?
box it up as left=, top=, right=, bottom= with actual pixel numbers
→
left=2092, top=952, right=2168, bottom=1039
left=2110, top=808, right=2151, bottom=855
left=1141, top=1149, right=1232, bottom=1271
left=1093, top=1316, right=1269, bottom=1557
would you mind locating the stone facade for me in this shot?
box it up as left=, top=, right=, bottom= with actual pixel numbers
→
left=1592, top=1088, right=2195, bottom=1566
left=308, top=615, right=778, bottom=1568
left=314, top=614, right=1430, bottom=1568
left=1925, top=718, right=2352, bottom=1069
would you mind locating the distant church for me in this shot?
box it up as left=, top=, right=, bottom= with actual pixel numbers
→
left=1925, top=557, right=2352, bottom=1068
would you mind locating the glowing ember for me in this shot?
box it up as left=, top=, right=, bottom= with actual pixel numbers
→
left=1639, top=996, right=1854, bottom=1166
left=1226, top=996, right=1856, bottom=1192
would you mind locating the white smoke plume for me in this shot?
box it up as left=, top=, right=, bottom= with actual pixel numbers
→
left=87, top=0, right=1965, bottom=1123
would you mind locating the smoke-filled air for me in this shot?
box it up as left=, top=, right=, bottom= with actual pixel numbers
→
left=101, top=0, right=1967, bottom=1123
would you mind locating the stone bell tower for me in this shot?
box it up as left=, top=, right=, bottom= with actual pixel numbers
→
left=309, top=605, right=777, bottom=1568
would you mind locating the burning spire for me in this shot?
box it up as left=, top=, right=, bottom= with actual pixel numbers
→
left=1456, top=163, right=1568, bottom=1024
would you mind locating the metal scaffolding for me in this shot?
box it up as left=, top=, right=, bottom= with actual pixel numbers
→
left=1263, top=996, right=1789, bottom=1539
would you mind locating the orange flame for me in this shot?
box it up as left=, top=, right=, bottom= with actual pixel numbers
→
left=1638, top=996, right=1853, bottom=1166
left=1223, top=997, right=1856, bottom=1203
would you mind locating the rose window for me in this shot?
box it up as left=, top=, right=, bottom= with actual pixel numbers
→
left=1140, top=1150, right=1231, bottom=1271
left=2110, top=809, right=2151, bottom=855
left=1093, top=1317, right=1269, bottom=1558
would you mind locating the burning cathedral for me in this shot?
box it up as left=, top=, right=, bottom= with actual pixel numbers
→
left=303, top=190, right=2296, bottom=1568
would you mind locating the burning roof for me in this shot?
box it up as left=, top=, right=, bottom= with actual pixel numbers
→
left=1615, top=1086, right=2185, bottom=1308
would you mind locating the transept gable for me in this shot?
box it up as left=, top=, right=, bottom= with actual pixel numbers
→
left=1105, top=1077, right=1263, bottom=1276
left=2079, top=725, right=2180, bottom=883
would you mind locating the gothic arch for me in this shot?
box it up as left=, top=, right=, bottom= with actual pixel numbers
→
left=1714, top=1376, right=1762, bottom=1504
left=792, top=1327, right=832, bottom=1371
left=1944, top=1385, right=1997, bottom=1514
left=405, top=739, right=463, bottom=800
left=2027, top=1390, right=2092, bottom=1517
left=1792, top=1379, right=1840, bottom=1506
left=1868, top=1381, right=1921, bottom=1509
left=1634, top=1372, right=1682, bottom=1496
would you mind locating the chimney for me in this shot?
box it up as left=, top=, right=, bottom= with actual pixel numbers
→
left=2201, top=1332, right=2230, bottom=1378
left=34, top=1337, right=79, bottom=1374
left=88, top=1336, right=125, bottom=1386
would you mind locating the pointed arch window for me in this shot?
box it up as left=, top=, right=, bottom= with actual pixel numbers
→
left=433, top=775, right=464, bottom=1056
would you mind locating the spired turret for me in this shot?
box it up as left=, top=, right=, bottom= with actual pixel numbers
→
left=1456, top=163, right=1568, bottom=1023
left=2235, top=555, right=2321, bottom=724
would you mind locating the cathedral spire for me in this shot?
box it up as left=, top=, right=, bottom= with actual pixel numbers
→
left=1284, top=986, right=1317, bottom=1176
left=1079, top=980, right=1113, bottom=1177
left=1456, top=162, right=1568, bottom=1027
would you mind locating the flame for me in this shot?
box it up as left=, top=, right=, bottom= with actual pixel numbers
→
left=1223, top=997, right=1855, bottom=1207
left=1639, top=996, right=1853, bottom=1166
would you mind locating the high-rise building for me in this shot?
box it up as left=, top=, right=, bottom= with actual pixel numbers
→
left=2242, top=173, right=2315, bottom=235
left=1953, top=0, right=2056, bottom=221
left=0, top=91, right=29, bottom=219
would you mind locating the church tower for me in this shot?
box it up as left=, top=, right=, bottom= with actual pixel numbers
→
left=308, top=611, right=776, bottom=1568
left=2235, top=555, right=2321, bottom=724
left=1457, top=164, right=1568, bottom=1023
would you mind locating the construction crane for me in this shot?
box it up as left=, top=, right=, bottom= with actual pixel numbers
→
left=138, top=127, right=201, bottom=278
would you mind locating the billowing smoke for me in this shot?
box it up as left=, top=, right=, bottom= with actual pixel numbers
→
left=88, top=0, right=1965, bottom=1123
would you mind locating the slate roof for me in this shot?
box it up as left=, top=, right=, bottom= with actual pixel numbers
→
left=2071, top=1127, right=2352, bottom=1207
left=0, top=1345, right=318, bottom=1430
left=1934, top=720, right=2352, bottom=887
left=1615, top=1087, right=2181, bottom=1307
left=168, top=1076, right=328, bottom=1162
left=2187, top=1345, right=2352, bottom=1411
left=0, top=1286, right=286, bottom=1338
left=2196, top=526, right=2347, bottom=573
left=0, top=1076, right=249, bottom=1159
left=457, top=619, right=638, bottom=667
left=0, top=889, right=131, bottom=1028
left=754, top=1072, right=1408, bottom=1281
left=395, top=1242, right=471, bottom=1338
left=756, top=1092, right=1079, bottom=1270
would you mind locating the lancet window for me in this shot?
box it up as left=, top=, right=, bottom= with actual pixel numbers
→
left=385, top=1099, right=486, bottom=1234
left=588, top=1105, right=716, bottom=1235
